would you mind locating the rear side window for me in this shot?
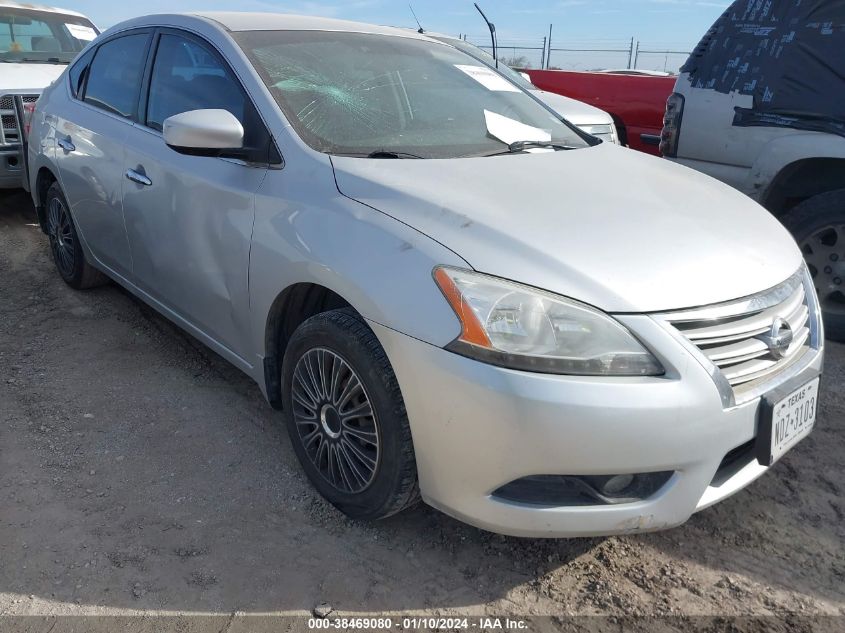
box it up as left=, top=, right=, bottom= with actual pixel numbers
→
left=147, top=34, right=246, bottom=130
left=68, top=47, right=95, bottom=98
left=84, top=33, right=149, bottom=118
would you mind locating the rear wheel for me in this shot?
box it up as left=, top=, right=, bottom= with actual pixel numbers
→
left=44, top=183, right=109, bottom=290
left=282, top=308, right=419, bottom=520
left=781, top=189, right=845, bottom=342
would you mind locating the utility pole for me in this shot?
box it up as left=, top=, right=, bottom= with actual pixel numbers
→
left=627, top=37, right=635, bottom=69
left=541, top=36, right=547, bottom=70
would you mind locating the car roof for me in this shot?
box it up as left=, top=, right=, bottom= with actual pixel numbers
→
left=402, top=29, right=450, bottom=39
left=0, top=0, right=86, bottom=18
left=191, top=12, right=433, bottom=40
left=399, top=29, right=469, bottom=44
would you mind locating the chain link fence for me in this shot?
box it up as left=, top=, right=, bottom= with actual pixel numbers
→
left=632, top=49, right=692, bottom=74
left=466, top=37, right=691, bottom=74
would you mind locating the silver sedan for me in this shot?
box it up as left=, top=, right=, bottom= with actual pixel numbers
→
left=28, top=12, right=823, bottom=537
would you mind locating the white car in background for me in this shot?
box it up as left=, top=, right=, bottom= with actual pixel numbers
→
left=0, top=1, right=98, bottom=189
left=427, top=33, right=620, bottom=145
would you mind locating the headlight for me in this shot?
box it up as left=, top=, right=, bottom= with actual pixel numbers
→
left=433, top=267, right=664, bottom=376
left=578, top=123, right=618, bottom=144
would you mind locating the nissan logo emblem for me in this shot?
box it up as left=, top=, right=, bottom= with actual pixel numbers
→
left=757, top=317, right=794, bottom=360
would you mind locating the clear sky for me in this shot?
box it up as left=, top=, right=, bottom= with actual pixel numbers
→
left=66, top=0, right=732, bottom=71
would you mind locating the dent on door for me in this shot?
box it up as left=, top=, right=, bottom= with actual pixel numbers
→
left=53, top=109, right=134, bottom=279
left=121, top=129, right=266, bottom=364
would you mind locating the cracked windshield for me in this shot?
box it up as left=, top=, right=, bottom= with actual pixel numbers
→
left=235, top=30, right=589, bottom=158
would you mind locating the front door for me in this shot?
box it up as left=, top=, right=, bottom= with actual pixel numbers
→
left=121, top=31, right=271, bottom=361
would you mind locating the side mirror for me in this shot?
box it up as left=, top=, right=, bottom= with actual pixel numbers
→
left=163, top=109, right=244, bottom=156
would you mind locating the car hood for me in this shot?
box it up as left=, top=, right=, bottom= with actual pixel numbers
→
left=0, top=62, right=65, bottom=92
left=331, top=144, right=802, bottom=313
left=531, top=89, right=613, bottom=126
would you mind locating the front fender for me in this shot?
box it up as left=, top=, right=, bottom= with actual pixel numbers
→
left=248, top=157, right=468, bottom=377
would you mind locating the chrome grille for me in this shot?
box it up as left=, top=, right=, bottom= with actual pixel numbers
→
left=660, top=268, right=820, bottom=404
left=0, top=94, right=39, bottom=146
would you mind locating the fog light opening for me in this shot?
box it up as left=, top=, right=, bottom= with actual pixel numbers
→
left=492, top=471, right=674, bottom=507
left=601, top=474, right=635, bottom=495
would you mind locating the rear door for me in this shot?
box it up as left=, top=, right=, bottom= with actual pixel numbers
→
left=120, top=29, right=274, bottom=362
left=53, top=30, right=152, bottom=280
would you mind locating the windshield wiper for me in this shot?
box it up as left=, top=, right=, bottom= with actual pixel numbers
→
left=510, top=140, right=577, bottom=152
left=18, top=57, right=68, bottom=64
left=366, top=150, right=424, bottom=159
left=331, top=150, right=424, bottom=159
left=483, top=140, right=578, bottom=157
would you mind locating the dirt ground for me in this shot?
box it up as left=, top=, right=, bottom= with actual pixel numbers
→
left=1, top=189, right=843, bottom=627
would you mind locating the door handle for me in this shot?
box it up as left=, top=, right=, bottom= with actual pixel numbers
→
left=57, top=137, right=75, bottom=152
left=125, top=168, right=152, bottom=187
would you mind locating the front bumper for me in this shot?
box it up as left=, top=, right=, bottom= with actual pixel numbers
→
left=370, top=316, right=823, bottom=538
left=0, top=146, right=25, bottom=189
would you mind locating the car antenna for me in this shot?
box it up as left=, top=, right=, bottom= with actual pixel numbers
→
left=473, top=3, right=498, bottom=68
left=409, top=4, right=425, bottom=33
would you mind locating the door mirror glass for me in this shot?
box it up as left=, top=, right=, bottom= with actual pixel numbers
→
left=163, top=109, right=245, bottom=155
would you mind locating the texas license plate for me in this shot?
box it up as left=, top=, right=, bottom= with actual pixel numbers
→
left=757, top=377, right=820, bottom=466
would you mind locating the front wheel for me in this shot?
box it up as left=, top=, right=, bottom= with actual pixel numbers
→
left=781, top=190, right=845, bottom=342
left=281, top=308, right=420, bottom=520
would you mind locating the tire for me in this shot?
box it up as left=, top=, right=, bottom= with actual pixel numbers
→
left=780, top=189, right=845, bottom=342
left=44, top=182, right=109, bottom=290
left=281, top=308, right=420, bottom=520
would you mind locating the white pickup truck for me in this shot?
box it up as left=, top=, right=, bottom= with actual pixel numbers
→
left=662, top=0, right=845, bottom=341
left=1, top=1, right=98, bottom=189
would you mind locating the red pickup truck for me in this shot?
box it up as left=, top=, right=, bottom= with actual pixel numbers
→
left=523, top=69, right=675, bottom=156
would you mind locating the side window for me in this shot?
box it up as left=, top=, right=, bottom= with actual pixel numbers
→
left=146, top=34, right=266, bottom=149
left=68, top=47, right=95, bottom=98
left=83, top=33, right=149, bottom=118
